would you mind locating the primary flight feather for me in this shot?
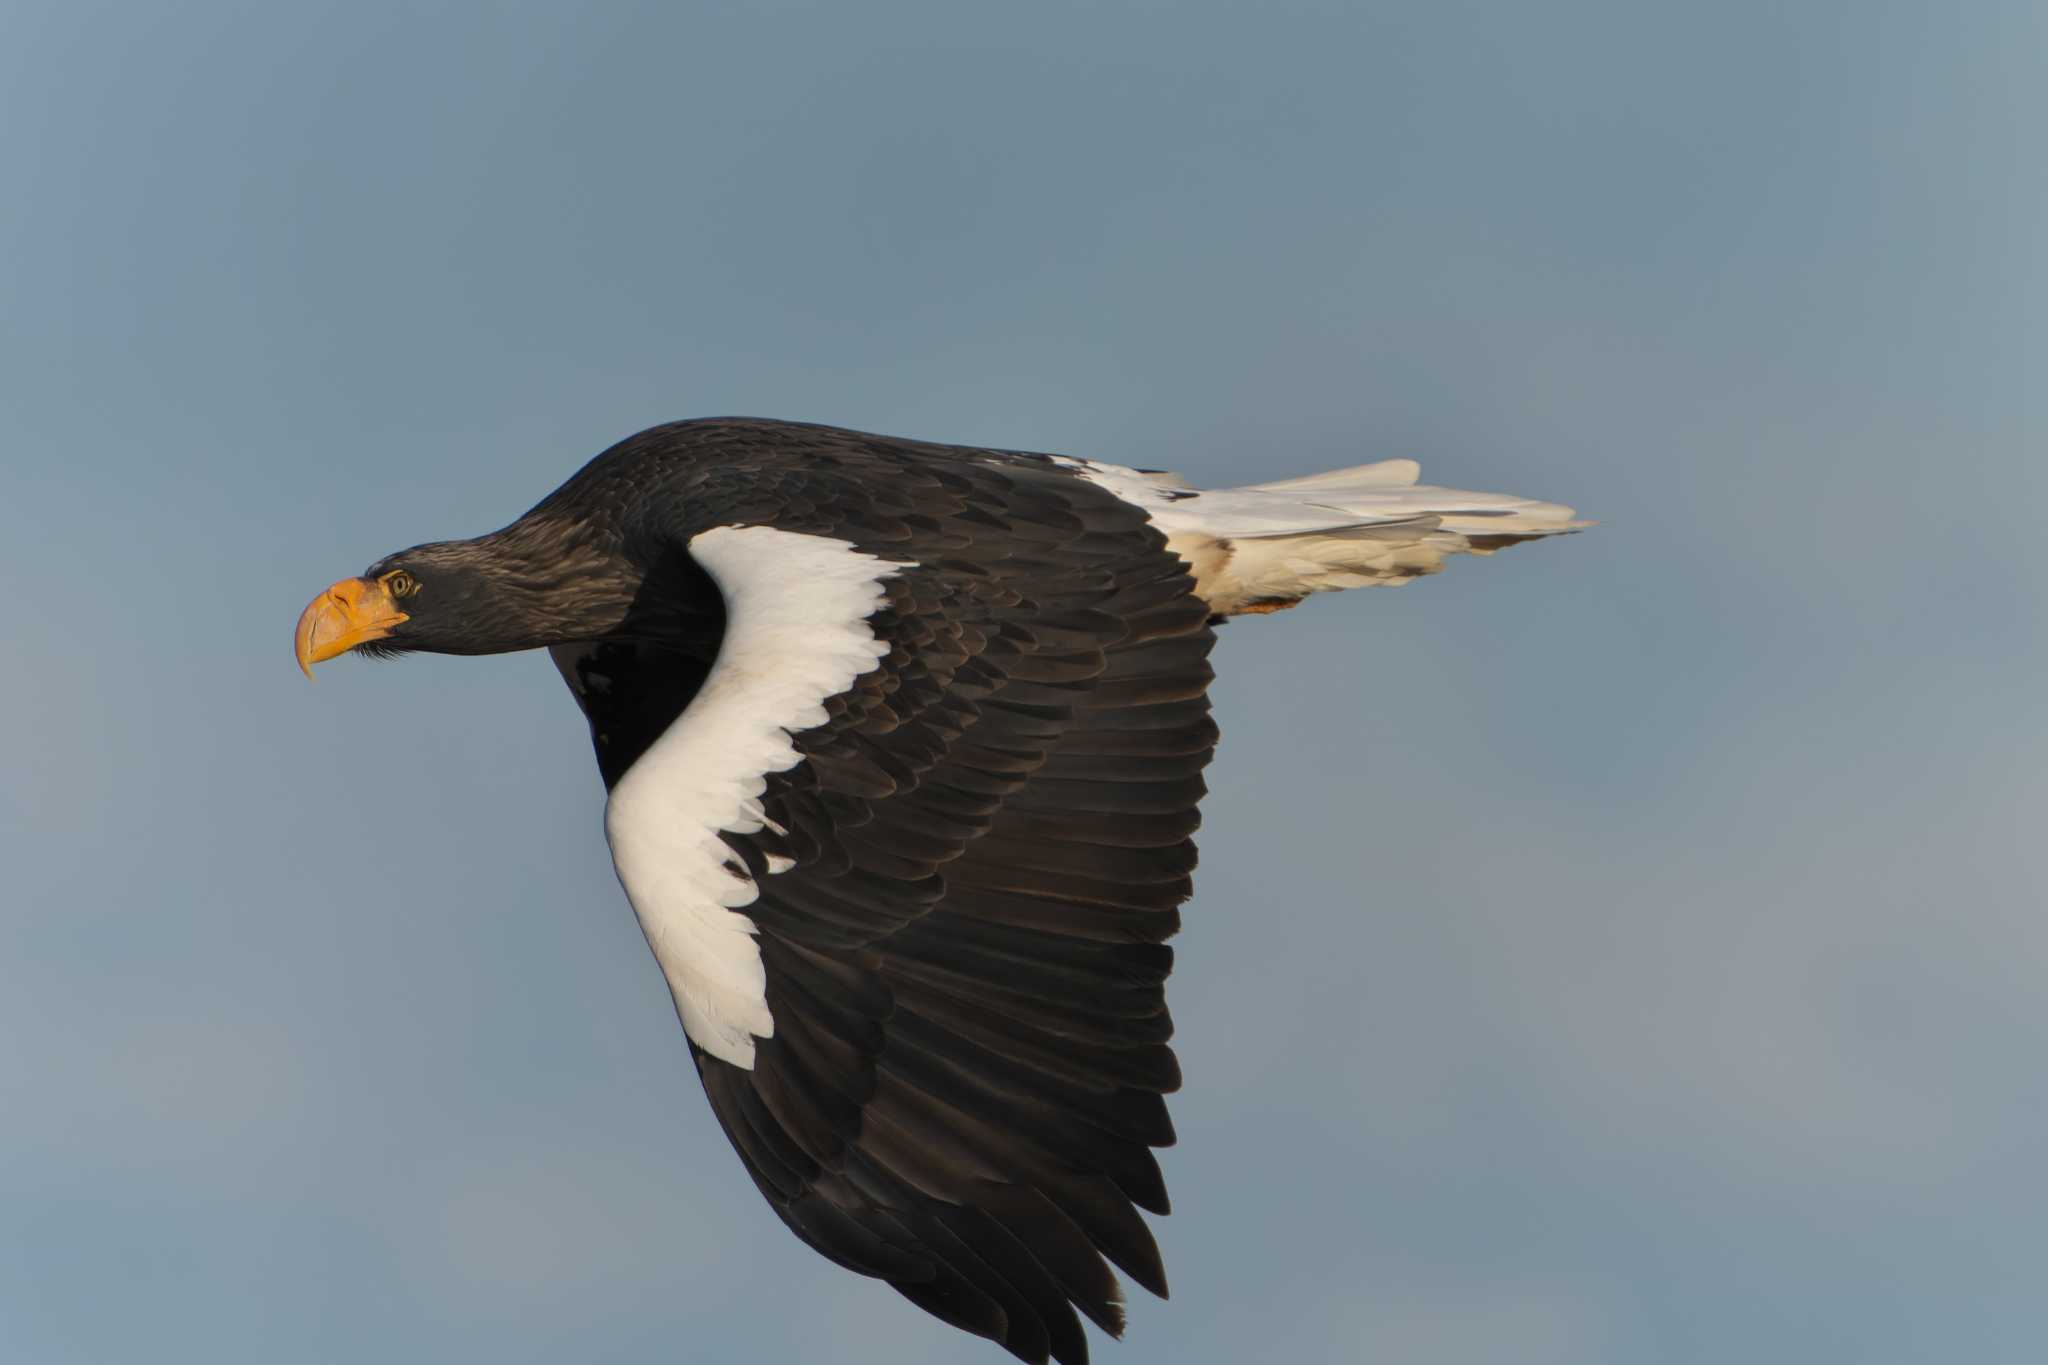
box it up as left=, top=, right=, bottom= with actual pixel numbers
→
left=295, top=417, right=1584, bottom=1364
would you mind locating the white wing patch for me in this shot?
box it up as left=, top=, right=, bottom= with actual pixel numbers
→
left=603, top=526, right=899, bottom=1069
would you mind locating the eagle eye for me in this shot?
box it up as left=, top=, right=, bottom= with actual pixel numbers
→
left=383, top=570, right=420, bottom=599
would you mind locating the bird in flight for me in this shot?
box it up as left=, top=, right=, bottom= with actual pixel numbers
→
left=296, top=418, right=1583, bottom=1364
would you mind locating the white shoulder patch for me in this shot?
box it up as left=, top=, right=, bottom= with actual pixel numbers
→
left=603, top=526, right=898, bottom=1069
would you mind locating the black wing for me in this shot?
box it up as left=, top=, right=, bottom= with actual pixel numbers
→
left=552, top=431, right=1215, bottom=1365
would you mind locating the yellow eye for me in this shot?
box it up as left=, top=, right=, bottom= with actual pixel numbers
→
left=384, top=570, right=419, bottom=599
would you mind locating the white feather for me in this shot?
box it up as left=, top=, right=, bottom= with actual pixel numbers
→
left=603, top=526, right=897, bottom=1069
left=1051, top=454, right=1585, bottom=613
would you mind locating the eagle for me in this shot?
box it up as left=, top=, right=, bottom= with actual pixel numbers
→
left=295, top=418, right=1583, bottom=1364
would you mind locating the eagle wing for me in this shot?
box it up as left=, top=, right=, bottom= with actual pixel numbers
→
left=550, top=451, right=1215, bottom=1365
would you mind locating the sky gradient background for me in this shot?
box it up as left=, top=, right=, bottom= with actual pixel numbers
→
left=2, top=2, right=2042, bottom=1362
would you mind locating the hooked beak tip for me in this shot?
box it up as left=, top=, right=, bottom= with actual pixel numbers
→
left=294, top=594, right=325, bottom=680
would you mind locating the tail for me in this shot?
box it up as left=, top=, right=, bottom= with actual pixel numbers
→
left=1053, top=455, right=1588, bottom=617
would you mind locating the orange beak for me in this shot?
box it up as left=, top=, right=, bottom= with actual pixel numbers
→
left=294, top=577, right=410, bottom=679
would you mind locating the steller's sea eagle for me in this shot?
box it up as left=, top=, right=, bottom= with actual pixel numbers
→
left=295, top=417, right=1584, bottom=1364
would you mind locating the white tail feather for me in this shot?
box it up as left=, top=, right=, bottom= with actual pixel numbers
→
left=1052, top=455, right=1587, bottom=615
left=1238, top=457, right=1421, bottom=492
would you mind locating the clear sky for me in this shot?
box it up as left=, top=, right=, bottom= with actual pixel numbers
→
left=2, top=2, right=2041, bottom=1362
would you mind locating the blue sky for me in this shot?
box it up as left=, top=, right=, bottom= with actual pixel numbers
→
left=2, top=2, right=2041, bottom=1362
